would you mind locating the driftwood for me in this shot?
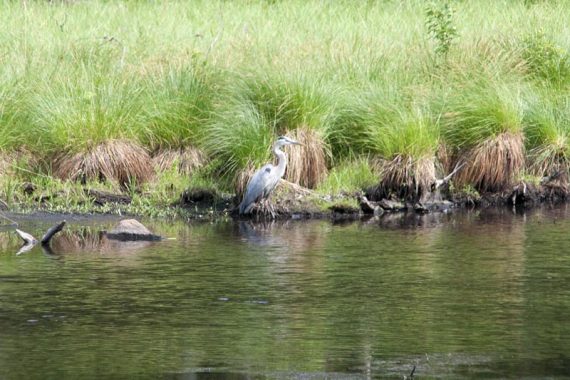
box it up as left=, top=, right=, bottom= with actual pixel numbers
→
left=411, top=161, right=466, bottom=208
left=41, top=221, right=66, bottom=245
left=15, top=220, right=66, bottom=254
left=16, top=229, right=38, bottom=245
left=432, top=162, right=466, bottom=191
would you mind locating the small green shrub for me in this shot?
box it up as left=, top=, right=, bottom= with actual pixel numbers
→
left=425, top=1, right=458, bottom=58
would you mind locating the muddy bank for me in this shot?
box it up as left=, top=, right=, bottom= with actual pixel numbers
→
left=2, top=179, right=568, bottom=222
left=186, top=180, right=569, bottom=221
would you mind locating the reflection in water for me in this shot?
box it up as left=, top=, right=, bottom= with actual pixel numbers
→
left=0, top=208, right=570, bottom=378
left=51, top=228, right=154, bottom=255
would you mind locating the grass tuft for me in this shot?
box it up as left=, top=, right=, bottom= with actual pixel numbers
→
left=441, top=80, right=526, bottom=191
left=361, top=92, right=439, bottom=199
left=53, top=140, right=154, bottom=187
left=284, top=126, right=328, bottom=189
left=524, top=93, right=570, bottom=182
left=139, top=63, right=219, bottom=150
left=454, top=132, right=525, bottom=192
left=376, top=155, right=437, bottom=200
left=152, top=147, right=207, bottom=175
left=205, top=72, right=334, bottom=192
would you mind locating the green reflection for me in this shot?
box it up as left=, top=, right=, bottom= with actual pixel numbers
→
left=0, top=210, right=570, bottom=378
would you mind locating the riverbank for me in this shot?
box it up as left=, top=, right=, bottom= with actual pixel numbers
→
left=1, top=1, right=570, bottom=215
left=2, top=173, right=567, bottom=223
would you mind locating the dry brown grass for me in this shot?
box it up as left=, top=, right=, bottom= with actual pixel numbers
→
left=527, top=142, right=570, bottom=185
left=234, top=165, right=257, bottom=198
left=152, top=146, right=206, bottom=175
left=374, top=155, right=436, bottom=200
left=235, top=127, right=327, bottom=200
left=437, top=143, right=454, bottom=175
left=454, top=132, right=525, bottom=192
left=284, top=127, right=328, bottom=189
left=53, top=140, right=154, bottom=187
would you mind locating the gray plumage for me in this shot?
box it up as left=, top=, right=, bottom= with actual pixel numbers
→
left=239, top=136, right=301, bottom=215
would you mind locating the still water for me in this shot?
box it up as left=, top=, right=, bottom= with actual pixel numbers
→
left=1, top=207, right=570, bottom=379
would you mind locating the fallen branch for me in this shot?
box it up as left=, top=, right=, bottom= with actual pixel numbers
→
left=16, top=229, right=37, bottom=245
left=433, top=161, right=466, bottom=190
left=41, top=220, right=66, bottom=245
left=14, top=220, right=66, bottom=255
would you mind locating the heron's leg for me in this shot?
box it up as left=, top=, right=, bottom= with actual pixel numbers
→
left=268, top=199, right=276, bottom=218
left=261, top=198, right=273, bottom=218
left=260, top=198, right=268, bottom=217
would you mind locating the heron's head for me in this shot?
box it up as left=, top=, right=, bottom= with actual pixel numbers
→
left=275, top=135, right=302, bottom=147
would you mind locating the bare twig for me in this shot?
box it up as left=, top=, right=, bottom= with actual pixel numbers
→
left=433, top=161, right=466, bottom=190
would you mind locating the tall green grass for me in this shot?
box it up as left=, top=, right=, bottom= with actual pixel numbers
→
left=441, top=79, right=527, bottom=150
left=525, top=89, right=570, bottom=177
left=1, top=0, right=570, bottom=196
left=203, top=70, right=336, bottom=187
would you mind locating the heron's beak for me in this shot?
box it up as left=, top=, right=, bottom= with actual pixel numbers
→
left=291, top=140, right=303, bottom=146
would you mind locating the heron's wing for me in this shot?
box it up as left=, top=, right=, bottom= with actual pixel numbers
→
left=239, top=164, right=279, bottom=214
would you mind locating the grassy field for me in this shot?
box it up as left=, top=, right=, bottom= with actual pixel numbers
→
left=1, top=0, right=570, bottom=214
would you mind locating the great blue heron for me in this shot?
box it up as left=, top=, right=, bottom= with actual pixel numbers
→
left=239, top=136, right=302, bottom=215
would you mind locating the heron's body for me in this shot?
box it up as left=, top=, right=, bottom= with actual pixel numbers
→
left=239, top=136, right=300, bottom=215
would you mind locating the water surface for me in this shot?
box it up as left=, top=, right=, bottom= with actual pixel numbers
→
left=1, top=207, right=570, bottom=379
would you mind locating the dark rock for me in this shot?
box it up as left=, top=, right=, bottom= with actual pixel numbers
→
left=22, top=182, right=36, bottom=195
left=35, top=192, right=60, bottom=203
left=416, top=200, right=454, bottom=213
left=374, top=206, right=384, bottom=217
left=414, top=203, right=430, bottom=214
left=378, top=199, right=406, bottom=212
left=180, top=188, right=217, bottom=204
left=359, top=196, right=378, bottom=214
left=105, top=219, right=161, bottom=241
left=329, top=203, right=360, bottom=214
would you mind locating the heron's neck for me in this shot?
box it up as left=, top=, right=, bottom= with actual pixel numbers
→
left=273, top=143, right=287, bottom=178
